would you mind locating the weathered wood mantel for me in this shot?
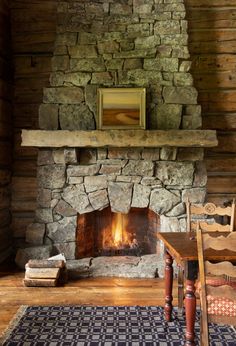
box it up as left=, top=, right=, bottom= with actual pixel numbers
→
left=21, top=129, right=218, bottom=148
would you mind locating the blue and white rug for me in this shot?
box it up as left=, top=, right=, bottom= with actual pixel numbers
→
left=1, top=305, right=235, bottom=345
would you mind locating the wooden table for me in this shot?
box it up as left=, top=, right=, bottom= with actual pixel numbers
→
left=157, top=232, right=236, bottom=346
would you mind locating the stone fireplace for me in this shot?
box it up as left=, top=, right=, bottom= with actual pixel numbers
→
left=16, top=0, right=217, bottom=277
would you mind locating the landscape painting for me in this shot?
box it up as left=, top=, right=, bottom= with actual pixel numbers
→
left=98, top=88, right=146, bottom=129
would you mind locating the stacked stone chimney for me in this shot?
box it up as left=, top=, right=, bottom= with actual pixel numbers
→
left=16, top=0, right=207, bottom=275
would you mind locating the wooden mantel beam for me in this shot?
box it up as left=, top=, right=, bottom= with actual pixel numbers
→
left=21, top=129, right=218, bottom=148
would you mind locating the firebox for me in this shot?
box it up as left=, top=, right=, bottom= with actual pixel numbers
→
left=76, top=207, right=159, bottom=259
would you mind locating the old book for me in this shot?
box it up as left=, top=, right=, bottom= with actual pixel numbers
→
left=25, top=267, right=60, bottom=279
left=23, top=278, right=57, bottom=287
left=27, top=259, right=65, bottom=268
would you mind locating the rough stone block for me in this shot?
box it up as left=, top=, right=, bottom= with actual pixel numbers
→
left=51, top=55, right=69, bottom=71
left=110, top=3, right=132, bottom=15
left=46, top=216, right=77, bottom=243
left=123, top=58, right=142, bottom=70
left=163, top=86, right=198, bottom=104
left=98, top=41, right=119, bottom=54
left=64, top=72, right=91, bottom=86
left=193, top=161, right=207, bottom=187
left=54, top=200, right=77, bottom=217
left=156, top=104, right=182, bottom=129
left=177, top=148, right=204, bottom=161
left=79, top=149, right=97, bottom=164
left=99, top=165, right=121, bottom=175
left=53, top=242, right=76, bottom=260
left=149, top=188, right=181, bottom=214
left=67, top=164, right=100, bottom=177
left=141, top=177, right=162, bottom=187
left=15, top=245, right=52, bottom=270
left=38, top=165, right=66, bottom=189
left=91, top=72, right=114, bottom=85
left=122, top=160, right=154, bottom=176
left=155, top=161, right=194, bottom=186
left=119, top=69, right=162, bottom=85
left=43, top=87, right=84, bottom=104
left=62, top=185, right=93, bottom=214
left=108, top=148, right=141, bottom=160
left=142, top=148, right=160, bottom=161
left=154, top=20, right=180, bottom=35
left=35, top=208, right=53, bottom=223
left=59, top=104, right=95, bottom=130
left=135, top=35, right=160, bottom=49
left=174, top=72, right=193, bottom=87
left=88, top=189, right=109, bottom=210
left=68, top=177, right=83, bottom=185
left=182, top=188, right=207, bottom=204
left=131, top=184, right=151, bottom=208
left=37, top=149, right=54, bottom=166
left=160, top=148, right=177, bottom=161
left=84, top=175, right=107, bottom=193
left=70, top=58, right=105, bottom=72
left=182, top=115, right=202, bottom=129
left=67, top=258, right=92, bottom=279
left=108, top=182, right=133, bottom=214
left=85, top=85, right=98, bottom=117
left=68, top=45, right=98, bottom=58
left=144, top=58, right=178, bottom=72
left=39, top=104, right=59, bottom=130
left=37, top=188, right=51, bottom=208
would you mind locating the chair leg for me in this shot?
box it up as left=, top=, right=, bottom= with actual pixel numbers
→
left=177, top=266, right=184, bottom=316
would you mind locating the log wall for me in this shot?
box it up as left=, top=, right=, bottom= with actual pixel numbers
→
left=0, top=0, right=12, bottom=262
left=10, top=0, right=57, bottom=243
left=186, top=0, right=236, bottom=204
left=9, top=0, right=236, bottom=242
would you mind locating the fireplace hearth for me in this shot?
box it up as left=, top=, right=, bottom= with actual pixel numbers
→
left=77, top=207, right=159, bottom=258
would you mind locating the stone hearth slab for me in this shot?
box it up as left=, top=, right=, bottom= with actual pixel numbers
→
left=67, top=254, right=162, bottom=279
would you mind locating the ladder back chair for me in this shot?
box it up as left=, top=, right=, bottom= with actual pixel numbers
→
left=177, top=199, right=235, bottom=315
left=196, top=224, right=236, bottom=346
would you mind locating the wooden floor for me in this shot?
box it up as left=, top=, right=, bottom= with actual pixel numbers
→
left=0, top=262, right=178, bottom=336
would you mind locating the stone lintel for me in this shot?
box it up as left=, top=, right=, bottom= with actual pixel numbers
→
left=21, top=129, right=218, bottom=148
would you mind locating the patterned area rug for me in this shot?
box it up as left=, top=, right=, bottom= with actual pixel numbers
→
left=1, top=305, right=235, bottom=345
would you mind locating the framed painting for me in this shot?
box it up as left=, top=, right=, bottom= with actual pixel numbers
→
left=97, top=88, right=146, bottom=129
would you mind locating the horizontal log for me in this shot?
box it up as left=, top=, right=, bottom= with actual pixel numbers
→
left=11, top=213, right=34, bottom=238
left=11, top=177, right=37, bottom=200
left=207, top=176, right=236, bottom=194
left=203, top=114, right=236, bottom=131
left=21, top=130, right=218, bottom=148
left=206, top=156, right=236, bottom=172
left=186, top=0, right=236, bottom=7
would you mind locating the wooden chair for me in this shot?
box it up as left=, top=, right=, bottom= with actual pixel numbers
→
left=196, top=224, right=236, bottom=346
left=177, top=199, right=235, bottom=315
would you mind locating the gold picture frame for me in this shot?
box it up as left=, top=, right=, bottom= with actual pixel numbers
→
left=97, top=88, right=146, bottom=129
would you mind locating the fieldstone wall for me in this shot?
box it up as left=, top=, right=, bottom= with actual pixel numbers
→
left=39, top=0, right=201, bottom=131
left=16, top=0, right=207, bottom=276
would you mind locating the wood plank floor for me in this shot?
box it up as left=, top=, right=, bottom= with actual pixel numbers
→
left=0, top=263, right=178, bottom=336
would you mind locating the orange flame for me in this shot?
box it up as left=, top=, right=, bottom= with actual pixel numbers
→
left=102, top=212, right=133, bottom=250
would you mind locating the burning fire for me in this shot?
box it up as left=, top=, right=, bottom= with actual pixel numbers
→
left=102, top=212, right=137, bottom=250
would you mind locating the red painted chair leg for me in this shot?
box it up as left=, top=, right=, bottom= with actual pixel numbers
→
left=185, top=279, right=196, bottom=346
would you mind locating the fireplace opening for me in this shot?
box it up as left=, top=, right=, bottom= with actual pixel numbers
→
left=76, top=207, right=160, bottom=259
